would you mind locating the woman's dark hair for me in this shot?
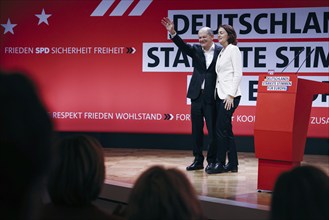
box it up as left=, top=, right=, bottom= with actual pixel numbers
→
left=219, top=24, right=238, bottom=45
left=47, top=135, right=105, bottom=206
left=270, top=165, right=329, bottom=220
left=126, top=166, right=205, bottom=220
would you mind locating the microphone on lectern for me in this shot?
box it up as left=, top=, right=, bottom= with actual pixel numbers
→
left=295, top=48, right=315, bottom=74
left=280, top=48, right=305, bottom=73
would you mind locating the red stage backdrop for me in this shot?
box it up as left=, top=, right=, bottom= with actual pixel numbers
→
left=1, top=0, right=328, bottom=137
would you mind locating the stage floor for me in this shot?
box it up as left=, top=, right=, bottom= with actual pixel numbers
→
left=102, top=148, right=329, bottom=209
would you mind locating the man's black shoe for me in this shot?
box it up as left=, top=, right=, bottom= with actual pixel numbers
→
left=206, top=162, right=225, bottom=174
left=205, top=163, right=215, bottom=172
left=186, top=161, right=204, bottom=171
left=224, top=163, right=238, bottom=172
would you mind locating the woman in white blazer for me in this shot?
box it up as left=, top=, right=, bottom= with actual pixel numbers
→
left=207, top=24, right=242, bottom=174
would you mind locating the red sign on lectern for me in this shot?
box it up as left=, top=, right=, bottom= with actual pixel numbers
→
left=254, top=74, right=329, bottom=191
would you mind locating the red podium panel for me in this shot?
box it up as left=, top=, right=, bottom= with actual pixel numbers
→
left=254, top=74, right=329, bottom=191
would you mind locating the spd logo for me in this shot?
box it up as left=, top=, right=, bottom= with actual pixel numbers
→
left=91, top=0, right=153, bottom=16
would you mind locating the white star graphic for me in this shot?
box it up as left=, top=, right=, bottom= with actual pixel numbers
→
left=35, top=8, right=52, bottom=25
left=1, top=18, right=17, bottom=34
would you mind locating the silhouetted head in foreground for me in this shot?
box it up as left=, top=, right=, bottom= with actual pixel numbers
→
left=126, top=165, right=205, bottom=220
left=270, top=165, right=329, bottom=220
left=0, top=70, right=53, bottom=220
left=47, top=135, right=105, bottom=206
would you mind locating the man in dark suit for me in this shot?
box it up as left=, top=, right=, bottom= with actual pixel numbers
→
left=161, top=17, right=221, bottom=172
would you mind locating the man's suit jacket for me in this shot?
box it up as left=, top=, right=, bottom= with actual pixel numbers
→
left=171, top=34, right=221, bottom=104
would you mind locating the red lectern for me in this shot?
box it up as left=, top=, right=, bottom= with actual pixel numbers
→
left=254, top=74, right=329, bottom=191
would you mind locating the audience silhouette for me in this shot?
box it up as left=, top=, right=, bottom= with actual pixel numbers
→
left=270, top=165, right=329, bottom=220
left=0, top=70, right=54, bottom=220
left=41, top=134, right=123, bottom=220
left=125, top=165, right=206, bottom=220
